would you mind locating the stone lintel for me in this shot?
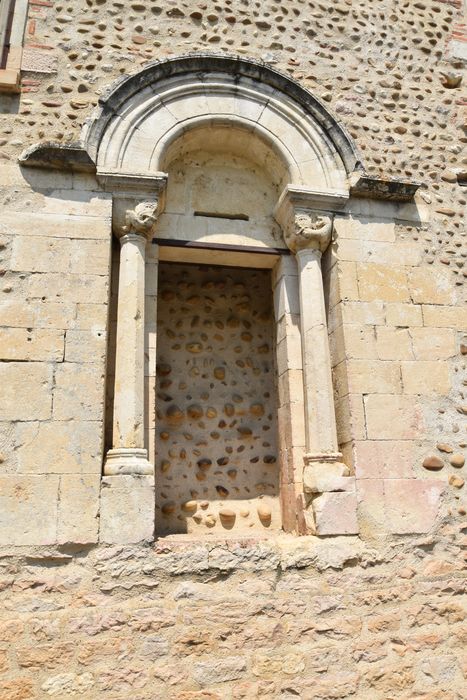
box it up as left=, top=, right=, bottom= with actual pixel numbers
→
left=18, top=142, right=96, bottom=173
left=349, top=172, right=421, bottom=202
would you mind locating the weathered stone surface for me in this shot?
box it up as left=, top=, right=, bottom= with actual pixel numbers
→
left=365, top=395, right=425, bottom=440
left=0, top=363, right=52, bottom=421
left=64, top=329, right=106, bottom=364
left=312, top=492, right=359, bottom=535
left=41, top=672, right=94, bottom=696
left=384, top=480, right=444, bottom=534
left=13, top=420, right=103, bottom=474
left=0, top=328, right=64, bottom=361
left=100, top=475, right=155, bottom=544
left=193, top=657, right=247, bottom=685
left=357, top=264, right=409, bottom=302
left=0, top=4, right=465, bottom=697
left=354, top=440, right=414, bottom=478
left=410, top=268, right=456, bottom=305
left=401, top=361, right=451, bottom=396
left=53, top=363, right=105, bottom=421
left=57, top=474, right=100, bottom=544
left=0, top=475, right=59, bottom=545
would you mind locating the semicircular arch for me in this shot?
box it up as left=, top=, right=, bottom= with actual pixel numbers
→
left=83, top=54, right=361, bottom=193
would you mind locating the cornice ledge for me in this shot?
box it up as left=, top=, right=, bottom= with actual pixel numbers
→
left=18, top=142, right=96, bottom=173
left=349, top=172, right=422, bottom=202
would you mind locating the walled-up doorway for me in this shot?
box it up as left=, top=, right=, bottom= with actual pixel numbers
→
left=155, top=262, right=280, bottom=536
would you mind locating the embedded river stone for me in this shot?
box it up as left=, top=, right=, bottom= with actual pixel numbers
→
left=155, top=263, right=280, bottom=536
left=422, top=455, right=444, bottom=470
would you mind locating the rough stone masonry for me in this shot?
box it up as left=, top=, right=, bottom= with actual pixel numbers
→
left=0, top=0, right=466, bottom=698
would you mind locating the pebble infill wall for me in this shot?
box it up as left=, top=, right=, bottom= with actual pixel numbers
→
left=155, top=263, right=280, bottom=536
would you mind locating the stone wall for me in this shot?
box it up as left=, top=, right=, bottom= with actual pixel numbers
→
left=0, top=0, right=466, bottom=697
left=0, top=166, right=111, bottom=546
left=0, top=535, right=465, bottom=699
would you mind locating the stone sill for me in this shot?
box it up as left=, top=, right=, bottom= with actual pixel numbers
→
left=154, top=531, right=283, bottom=550
left=150, top=532, right=368, bottom=575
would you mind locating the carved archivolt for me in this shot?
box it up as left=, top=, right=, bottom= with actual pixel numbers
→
left=85, top=56, right=354, bottom=192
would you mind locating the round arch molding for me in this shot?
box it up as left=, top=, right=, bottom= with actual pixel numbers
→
left=82, top=53, right=361, bottom=192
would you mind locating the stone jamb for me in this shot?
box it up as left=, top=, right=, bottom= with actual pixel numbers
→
left=274, top=186, right=358, bottom=534
left=97, top=171, right=167, bottom=544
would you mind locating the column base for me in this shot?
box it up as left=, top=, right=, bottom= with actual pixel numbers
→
left=103, top=448, right=153, bottom=476
left=303, top=455, right=351, bottom=494
left=302, top=452, right=359, bottom=535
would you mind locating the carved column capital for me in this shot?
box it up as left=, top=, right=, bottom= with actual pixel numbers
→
left=273, top=185, right=347, bottom=256
left=115, top=199, right=160, bottom=241
left=284, top=210, right=333, bottom=254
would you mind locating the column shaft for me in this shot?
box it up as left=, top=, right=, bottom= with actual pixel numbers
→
left=104, top=232, right=152, bottom=475
left=296, top=247, right=339, bottom=456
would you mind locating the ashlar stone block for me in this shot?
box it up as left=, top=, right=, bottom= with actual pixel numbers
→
left=335, top=394, right=366, bottom=443
left=28, top=272, right=108, bottom=305
left=345, top=359, right=402, bottom=395
left=57, top=474, right=100, bottom=544
left=0, top=475, right=59, bottom=545
left=385, top=303, right=423, bottom=328
left=10, top=235, right=71, bottom=273
left=410, top=327, right=457, bottom=361
left=384, top=479, right=444, bottom=534
left=65, top=329, right=106, bottom=364
left=357, top=264, right=409, bottom=303
left=354, top=440, right=415, bottom=479
left=75, top=302, right=108, bottom=331
left=0, top=362, right=52, bottom=421
left=312, top=491, right=359, bottom=535
left=401, top=361, right=451, bottom=396
left=53, top=363, right=105, bottom=421
left=422, top=305, right=467, bottom=330
left=365, top=395, right=425, bottom=440
left=376, top=327, right=413, bottom=360
left=410, top=268, right=456, bottom=305
left=15, top=421, right=103, bottom=474
left=100, top=475, right=155, bottom=544
left=0, top=328, right=64, bottom=361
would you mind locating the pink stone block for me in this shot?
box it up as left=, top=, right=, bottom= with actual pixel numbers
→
left=354, top=440, right=415, bottom=479
left=356, top=479, right=386, bottom=535
left=384, top=479, right=444, bottom=534
left=313, top=491, right=359, bottom=535
left=365, top=395, right=426, bottom=440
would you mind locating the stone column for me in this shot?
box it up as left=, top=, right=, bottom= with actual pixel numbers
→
left=287, top=215, right=343, bottom=466
left=104, top=200, right=160, bottom=476
left=275, top=187, right=358, bottom=535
